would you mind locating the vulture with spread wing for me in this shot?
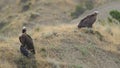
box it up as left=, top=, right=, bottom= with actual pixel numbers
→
left=78, top=11, right=99, bottom=28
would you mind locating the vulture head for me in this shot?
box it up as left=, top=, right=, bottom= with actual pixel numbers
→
left=22, top=26, right=27, bottom=33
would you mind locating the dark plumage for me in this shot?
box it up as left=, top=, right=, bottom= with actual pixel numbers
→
left=78, top=12, right=98, bottom=28
left=19, top=27, right=35, bottom=57
left=20, top=46, right=29, bottom=57
left=19, top=33, right=35, bottom=54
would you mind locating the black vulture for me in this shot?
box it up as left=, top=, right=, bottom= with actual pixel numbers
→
left=78, top=11, right=99, bottom=28
left=19, top=27, right=35, bottom=57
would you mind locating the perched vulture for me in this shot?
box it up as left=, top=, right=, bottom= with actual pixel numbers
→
left=78, top=11, right=99, bottom=28
left=19, top=27, right=35, bottom=57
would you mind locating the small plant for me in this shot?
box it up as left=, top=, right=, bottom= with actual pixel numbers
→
left=42, top=32, right=54, bottom=39
left=0, top=20, right=8, bottom=29
left=35, top=27, right=40, bottom=32
left=71, top=5, right=86, bottom=19
left=22, top=4, right=30, bottom=12
left=15, top=56, right=37, bottom=68
left=85, top=0, right=94, bottom=10
left=105, top=27, right=113, bottom=36
left=42, top=32, right=57, bottom=39
left=20, top=0, right=28, bottom=3
left=84, top=28, right=94, bottom=34
left=109, top=10, right=120, bottom=23
left=94, top=31, right=104, bottom=41
left=72, top=64, right=83, bottom=68
left=71, top=1, right=95, bottom=19
left=108, top=17, right=113, bottom=23
left=80, top=47, right=89, bottom=56
left=0, top=35, right=6, bottom=42
left=29, top=13, right=40, bottom=21
left=40, top=48, right=47, bottom=57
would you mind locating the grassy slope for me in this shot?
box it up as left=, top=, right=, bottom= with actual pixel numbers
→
left=0, top=24, right=120, bottom=68
left=0, top=0, right=120, bottom=68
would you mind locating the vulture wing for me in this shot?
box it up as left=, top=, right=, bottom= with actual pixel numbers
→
left=78, top=14, right=97, bottom=28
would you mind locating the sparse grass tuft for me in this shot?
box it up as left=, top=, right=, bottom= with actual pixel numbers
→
left=42, top=32, right=57, bottom=39
left=15, top=55, right=38, bottom=68
left=72, top=64, right=83, bottom=68
left=71, top=5, right=86, bottom=19
left=40, top=48, right=47, bottom=57
left=94, top=31, right=104, bottom=41
left=80, top=47, right=89, bottom=56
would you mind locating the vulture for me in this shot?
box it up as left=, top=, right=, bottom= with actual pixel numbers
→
left=19, top=27, right=35, bottom=57
left=78, top=11, right=99, bottom=28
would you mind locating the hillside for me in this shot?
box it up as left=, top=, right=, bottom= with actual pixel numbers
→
left=0, top=0, right=112, bottom=33
left=0, top=23, right=120, bottom=68
left=0, top=0, right=120, bottom=68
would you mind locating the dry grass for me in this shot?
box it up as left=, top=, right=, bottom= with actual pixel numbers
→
left=94, top=24, right=120, bottom=44
left=0, top=0, right=120, bottom=68
left=0, top=22, right=120, bottom=68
